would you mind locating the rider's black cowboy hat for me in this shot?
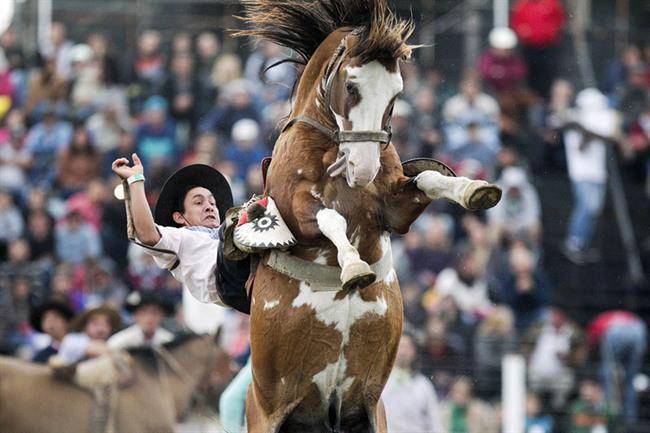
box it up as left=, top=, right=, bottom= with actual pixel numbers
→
left=154, top=164, right=233, bottom=227
left=30, top=298, right=75, bottom=333
left=124, top=291, right=175, bottom=316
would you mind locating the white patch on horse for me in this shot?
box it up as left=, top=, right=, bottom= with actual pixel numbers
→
left=311, top=354, right=355, bottom=402
left=292, top=281, right=388, bottom=346
left=313, top=250, right=329, bottom=265
left=350, top=227, right=361, bottom=250
left=296, top=168, right=304, bottom=176
left=383, top=269, right=397, bottom=285
left=264, top=299, right=280, bottom=310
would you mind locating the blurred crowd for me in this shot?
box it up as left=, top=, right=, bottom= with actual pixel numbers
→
left=0, top=0, right=649, bottom=432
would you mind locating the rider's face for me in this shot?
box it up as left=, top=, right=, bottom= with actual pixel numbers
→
left=173, top=187, right=220, bottom=228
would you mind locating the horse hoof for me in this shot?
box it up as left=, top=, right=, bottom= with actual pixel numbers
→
left=341, top=261, right=376, bottom=291
left=466, top=183, right=502, bottom=211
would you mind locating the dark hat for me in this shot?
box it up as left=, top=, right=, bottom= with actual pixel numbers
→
left=72, top=305, right=122, bottom=333
left=124, top=291, right=175, bottom=316
left=30, top=299, right=74, bottom=333
left=154, top=164, right=233, bottom=227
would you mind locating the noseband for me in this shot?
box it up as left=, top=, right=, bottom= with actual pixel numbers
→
left=281, top=29, right=393, bottom=149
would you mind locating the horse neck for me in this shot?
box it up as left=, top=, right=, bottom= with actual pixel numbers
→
left=291, top=29, right=347, bottom=123
left=160, top=341, right=211, bottom=418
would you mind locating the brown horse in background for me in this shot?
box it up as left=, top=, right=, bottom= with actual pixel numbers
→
left=0, top=334, right=231, bottom=433
left=237, top=1, right=501, bottom=432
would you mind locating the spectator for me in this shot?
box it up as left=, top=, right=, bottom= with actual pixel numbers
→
left=623, top=102, right=650, bottom=197
left=56, top=305, right=121, bottom=364
left=134, top=95, right=178, bottom=170
left=511, top=0, right=565, bottom=99
left=108, top=291, right=174, bottom=349
left=494, top=242, right=549, bottom=331
left=587, top=311, right=647, bottom=424
left=0, top=189, right=24, bottom=257
left=128, top=30, right=166, bottom=113
left=382, top=333, right=444, bottom=433
left=604, top=45, right=644, bottom=99
left=68, top=43, right=103, bottom=119
left=83, top=258, right=127, bottom=309
left=54, top=208, right=102, bottom=265
left=0, top=122, right=31, bottom=194
left=443, top=77, right=501, bottom=153
left=56, top=125, right=101, bottom=196
left=617, top=64, right=649, bottom=126
left=86, top=94, right=132, bottom=154
left=30, top=299, right=74, bottom=363
left=525, top=306, right=585, bottom=412
left=434, top=244, right=492, bottom=321
left=25, top=209, right=55, bottom=263
left=0, top=49, right=15, bottom=118
left=162, top=53, right=200, bottom=128
left=24, top=102, right=73, bottom=188
left=567, top=379, right=619, bottom=433
left=199, top=79, right=261, bottom=140
left=478, top=27, right=528, bottom=111
left=24, top=58, right=69, bottom=120
left=0, top=275, right=33, bottom=356
left=0, top=238, right=46, bottom=296
left=86, top=33, right=122, bottom=85
left=210, top=53, right=243, bottom=94
left=38, top=22, right=74, bottom=81
left=440, top=377, right=498, bottom=433
left=224, top=118, right=268, bottom=181
left=244, top=41, right=295, bottom=104
left=473, top=306, right=516, bottom=400
left=525, top=393, right=553, bottom=433
left=450, top=121, right=500, bottom=179
left=562, top=88, right=621, bottom=265
left=487, top=166, right=542, bottom=248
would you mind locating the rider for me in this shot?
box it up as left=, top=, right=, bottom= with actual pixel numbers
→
left=111, top=153, right=253, bottom=314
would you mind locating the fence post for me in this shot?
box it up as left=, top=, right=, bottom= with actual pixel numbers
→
left=502, top=354, right=526, bottom=433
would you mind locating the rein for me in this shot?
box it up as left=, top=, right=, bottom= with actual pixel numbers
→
left=281, top=28, right=393, bottom=176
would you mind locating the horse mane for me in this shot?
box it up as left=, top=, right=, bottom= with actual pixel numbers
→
left=235, top=0, right=415, bottom=64
left=126, top=332, right=203, bottom=371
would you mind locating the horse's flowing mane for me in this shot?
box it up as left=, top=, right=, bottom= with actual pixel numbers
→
left=236, top=0, right=415, bottom=64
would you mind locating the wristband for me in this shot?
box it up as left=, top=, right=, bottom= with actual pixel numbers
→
left=127, top=173, right=145, bottom=185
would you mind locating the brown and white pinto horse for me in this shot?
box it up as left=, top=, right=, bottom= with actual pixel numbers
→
left=237, top=1, right=501, bottom=432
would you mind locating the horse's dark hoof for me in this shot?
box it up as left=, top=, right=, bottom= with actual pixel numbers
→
left=467, top=184, right=502, bottom=211
left=341, top=261, right=376, bottom=291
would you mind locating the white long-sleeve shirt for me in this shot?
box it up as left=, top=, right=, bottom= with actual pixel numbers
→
left=382, top=369, right=444, bottom=433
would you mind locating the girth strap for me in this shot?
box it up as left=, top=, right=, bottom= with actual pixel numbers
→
left=265, top=244, right=393, bottom=292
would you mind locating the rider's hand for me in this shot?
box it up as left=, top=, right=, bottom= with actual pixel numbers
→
left=112, top=153, right=144, bottom=180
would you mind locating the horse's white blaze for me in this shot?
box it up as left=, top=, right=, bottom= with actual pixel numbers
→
left=383, top=269, right=397, bottom=285
left=337, top=61, right=403, bottom=187
left=264, top=299, right=280, bottom=310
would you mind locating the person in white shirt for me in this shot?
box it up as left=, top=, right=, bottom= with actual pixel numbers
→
left=382, top=333, right=444, bottom=433
left=111, top=154, right=253, bottom=314
left=107, top=291, right=174, bottom=350
left=57, top=305, right=121, bottom=364
left=562, top=88, right=621, bottom=264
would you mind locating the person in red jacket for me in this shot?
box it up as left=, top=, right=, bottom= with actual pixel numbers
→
left=587, top=311, right=647, bottom=425
left=511, top=0, right=565, bottom=99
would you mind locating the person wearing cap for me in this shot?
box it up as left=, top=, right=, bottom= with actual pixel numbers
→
left=478, top=27, right=527, bottom=96
left=112, top=154, right=253, bottom=313
left=55, top=305, right=121, bottom=364
left=134, top=95, right=178, bottom=170
left=107, top=291, right=174, bottom=350
left=30, top=298, right=74, bottom=363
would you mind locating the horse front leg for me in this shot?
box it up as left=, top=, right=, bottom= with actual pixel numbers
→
left=414, top=170, right=502, bottom=211
left=316, top=208, right=376, bottom=290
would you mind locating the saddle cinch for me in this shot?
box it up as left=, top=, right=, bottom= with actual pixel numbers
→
left=231, top=156, right=456, bottom=299
left=49, top=353, right=135, bottom=433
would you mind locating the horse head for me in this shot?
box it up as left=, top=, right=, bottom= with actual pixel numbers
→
left=320, top=23, right=413, bottom=188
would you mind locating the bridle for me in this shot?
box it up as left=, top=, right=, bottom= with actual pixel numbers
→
left=281, top=28, right=394, bottom=158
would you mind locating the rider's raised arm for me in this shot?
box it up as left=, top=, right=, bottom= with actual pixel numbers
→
left=111, top=153, right=161, bottom=246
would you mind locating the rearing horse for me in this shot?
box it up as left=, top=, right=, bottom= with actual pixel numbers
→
left=237, top=1, right=501, bottom=432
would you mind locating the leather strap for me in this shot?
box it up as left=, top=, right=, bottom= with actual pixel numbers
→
left=265, top=243, right=393, bottom=292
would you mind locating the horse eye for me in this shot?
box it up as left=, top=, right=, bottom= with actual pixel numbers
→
left=345, top=83, right=356, bottom=95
